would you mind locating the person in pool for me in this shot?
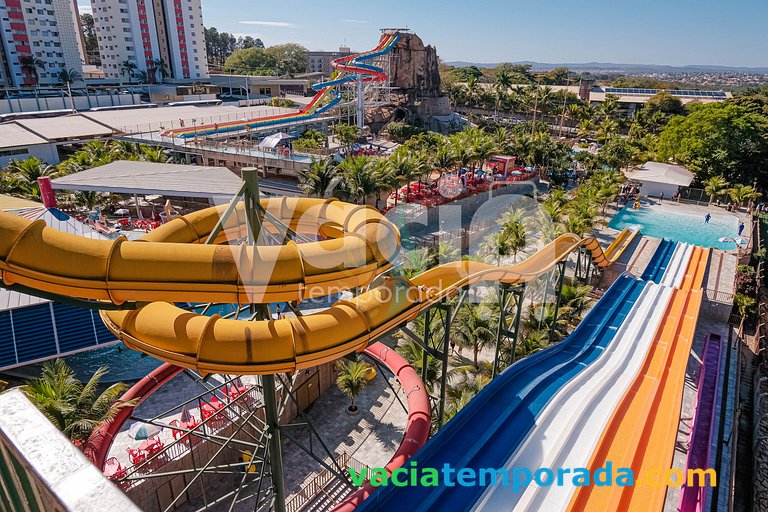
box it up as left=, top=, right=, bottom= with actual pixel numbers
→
left=739, top=222, right=745, bottom=236
left=705, top=213, right=711, bottom=224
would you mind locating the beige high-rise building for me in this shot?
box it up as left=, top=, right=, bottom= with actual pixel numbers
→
left=90, top=0, right=208, bottom=82
left=0, top=0, right=84, bottom=87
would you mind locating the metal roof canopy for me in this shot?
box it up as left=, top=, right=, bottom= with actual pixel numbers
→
left=51, top=160, right=245, bottom=199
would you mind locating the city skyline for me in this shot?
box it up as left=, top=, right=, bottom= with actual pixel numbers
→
left=125, top=0, right=768, bottom=69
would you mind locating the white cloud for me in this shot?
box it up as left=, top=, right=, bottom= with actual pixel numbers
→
left=239, top=21, right=296, bottom=28
left=77, top=3, right=91, bottom=14
left=340, top=19, right=368, bottom=24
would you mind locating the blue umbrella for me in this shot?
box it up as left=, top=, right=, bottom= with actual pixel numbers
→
left=129, top=422, right=162, bottom=440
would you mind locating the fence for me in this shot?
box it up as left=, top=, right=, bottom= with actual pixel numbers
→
left=285, top=452, right=368, bottom=512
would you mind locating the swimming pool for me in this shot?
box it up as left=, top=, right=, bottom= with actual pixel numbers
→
left=62, top=343, right=163, bottom=383
left=608, top=205, right=740, bottom=250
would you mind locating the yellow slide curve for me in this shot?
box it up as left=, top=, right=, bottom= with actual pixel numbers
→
left=0, top=198, right=636, bottom=374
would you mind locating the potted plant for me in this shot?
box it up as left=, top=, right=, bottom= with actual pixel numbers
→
left=335, top=357, right=375, bottom=414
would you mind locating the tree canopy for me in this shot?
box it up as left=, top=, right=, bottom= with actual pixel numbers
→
left=656, top=102, right=768, bottom=188
left=264, top=43, right=309, bottom=76
left=222, top=47, right=277, bottom=75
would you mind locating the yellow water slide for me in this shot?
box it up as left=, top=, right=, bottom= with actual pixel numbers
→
left=0, top=199, right=636, bottom=375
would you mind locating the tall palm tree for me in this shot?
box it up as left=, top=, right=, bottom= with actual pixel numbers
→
left=452, top=304, right=495, bottom=368
left=152, top=58, right=169, bottom=83
left=119, top=60, right=137, bottom=82
left=702, top=176, right=730, bottom=205
left=481, top=230, right=511, bottom=266
left=22, top=359, right=135, bottom=443
left=502, top=221, right=527, bottom=262
left=57, top=68, right=83, bottom=84
left=335, top=356, right=375, bottom=412
left=19, top=55, right=45, bottom=84
left=433, top=144, right=457, bottom=178
left=338, top=155, right=380, bottom=205
left=298, top=157, right=341, bottom=198
left=494, top=68, right=513, bottom=116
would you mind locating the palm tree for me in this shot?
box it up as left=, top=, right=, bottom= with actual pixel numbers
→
left=6, top=157, right=57, bottom=199
left=465, top=76, right=479, bottom=109
left=516, top=329, right=550, bottom=358
left=702, top=176, right=729, bottom=205
left=433, top=144, right=457, bottom=178
left=57, top=68, right=83, bottom=84
left=338, top=156, right=382, bottom=205
left=386, top=151, right=416, bottom=203
left=22, top=359, right=135, bottom=443
left=298, top=157, right=341, bottom=198
left=494, top=68, right=513, bottom=116
left=559, top=282, right=594, bottom=326
left=452, top=304, right=495, bottom=368
left=501, top=221, right=527, bottom=262
left=109, top=140, right=141, bottom=160
left=152, top=58, right=169, bottom=83
left=19, top=55, right=45, bottom=84
left=72, top=190, right=102, bottom=210
left=140, top=146, right=172, bottom=163
left=481, top=230, right=511, bottom=265
left=119, top=60, right=137, bottom=82
left=335, top=356, right=375, bottom=413
left=728, top=184, right=762, bottom=209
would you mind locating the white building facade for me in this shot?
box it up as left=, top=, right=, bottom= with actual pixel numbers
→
left=0, top=0, right=84, bottom=87
left=91, top=0, right=207, bottom=82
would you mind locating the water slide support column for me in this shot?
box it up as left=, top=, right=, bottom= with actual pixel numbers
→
left=437, top=300, right=452, bottom=428
left=550, top=261, right=567, bottom=341
left=492, top=283, right=526, bottom=378
left=262, top=374, right=286, bottom=512
left=356, top=72, right=364, bottom=129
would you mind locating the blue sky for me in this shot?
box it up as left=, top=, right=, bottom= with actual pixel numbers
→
left=82, top=1, right=768, bottom=67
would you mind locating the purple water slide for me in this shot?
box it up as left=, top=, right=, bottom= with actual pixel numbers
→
left=678, top=333, right=723, bottom=512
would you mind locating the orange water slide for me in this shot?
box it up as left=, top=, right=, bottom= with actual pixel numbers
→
left=566, top=248, right=708, bottom=512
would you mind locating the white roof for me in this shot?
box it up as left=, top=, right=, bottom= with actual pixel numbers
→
left=51, top=160, right=244, bottom=199
left=14, top=115, right=114, bottom=140
left=623, top=161, right=693, bottom=187
left=0, top=123, right=49, bottom=148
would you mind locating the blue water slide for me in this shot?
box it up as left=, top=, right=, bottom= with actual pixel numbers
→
left=641, top=239, right=677, bottom=283
left=357, top=275, right=645, bottom=512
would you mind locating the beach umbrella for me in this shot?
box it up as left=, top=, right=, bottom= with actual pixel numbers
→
left=129, top=422, right=162, bottom=440
left=719, top=237, right=736, bottom=243
left=114, top=208, right=129, bottom=216
left=180, top=407, right=194, bottom=424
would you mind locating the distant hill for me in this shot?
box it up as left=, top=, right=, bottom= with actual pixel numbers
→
left=445, top=61, right=768, bottom=74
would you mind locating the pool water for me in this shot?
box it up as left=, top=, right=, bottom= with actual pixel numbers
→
left=62, top=343, right=163, bottom=383
left=608, top=205, right=740, bottom=250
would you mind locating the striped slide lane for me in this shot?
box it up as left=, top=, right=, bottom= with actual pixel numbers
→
left=565, top=247, right=708, bottom=512
left=357, top=276, right=644, bottom=511
left=470, top=280, right=673, bottom=512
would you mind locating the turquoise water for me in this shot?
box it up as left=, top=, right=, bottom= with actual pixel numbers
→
left=608, top=206, right=740, bottom=250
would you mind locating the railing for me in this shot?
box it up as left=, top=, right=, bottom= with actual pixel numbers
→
left=705, top=289, right=736, bottom=305
left=286, top=452, right=368, bottom=512
left=119, top=385, right=263, bottom=491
